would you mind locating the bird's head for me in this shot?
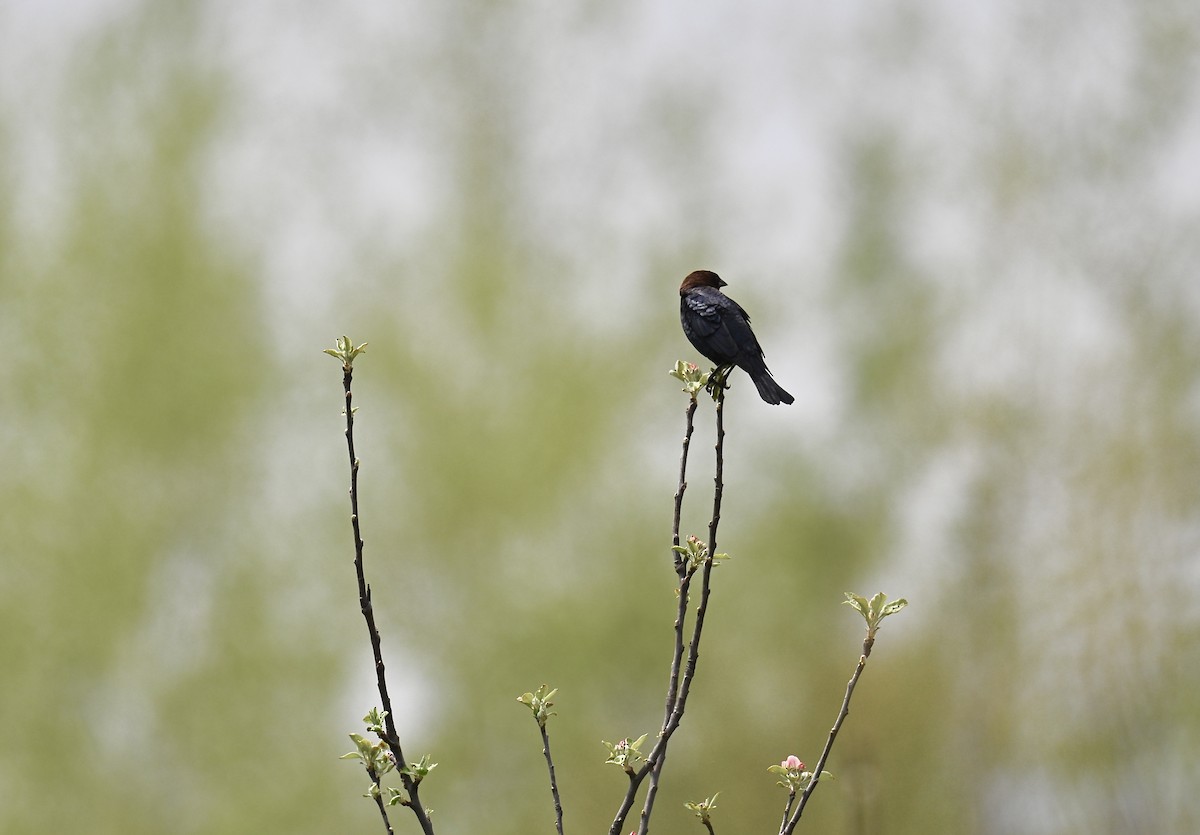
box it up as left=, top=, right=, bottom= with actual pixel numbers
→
left=680, top=270, right=727, bottom=294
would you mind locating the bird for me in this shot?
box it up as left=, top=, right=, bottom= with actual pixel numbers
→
left=679, top=269, right=794, bottom=405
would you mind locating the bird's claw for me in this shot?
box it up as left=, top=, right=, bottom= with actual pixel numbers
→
left=704, top=366, right=733, bottom=397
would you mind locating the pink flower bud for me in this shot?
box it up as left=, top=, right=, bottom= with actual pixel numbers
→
left=782, top=755, right=804, bottom=771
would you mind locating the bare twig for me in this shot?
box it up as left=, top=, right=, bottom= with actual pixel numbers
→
left=366, top=765, right=396, bottom=835
left=664, top=394, right=701, bottom=725
left=609, top=390, right=708, bottom=835
left=539, top=723, right=565, bottom=835
left=609, top=772, right=642, bottom=835
left=637, top=389, right=727, bottom=834
left=606, top=566, right=698, bottom=835
left=518, top=684, right=565, bottom=833
left=339, top=359, right=436, bottom=835
left=780, top=639, right=872, bottom=834
left=659, top=394, right=701, bottom=780
left=779, top=792, right=796, bottom=833
left=672, top=396, right=699, bottom=572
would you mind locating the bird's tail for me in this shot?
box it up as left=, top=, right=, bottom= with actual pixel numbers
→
left=752, top=372, right=795, bottom=406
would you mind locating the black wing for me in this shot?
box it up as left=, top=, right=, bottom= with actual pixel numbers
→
left=681, top=288, right=743, bottom=364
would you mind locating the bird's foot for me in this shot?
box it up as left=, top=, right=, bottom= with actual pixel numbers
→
left=704, top=366, right=733, bottom=397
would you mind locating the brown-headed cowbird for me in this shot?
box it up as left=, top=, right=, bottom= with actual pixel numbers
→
left=679, top=269, right=794, bottom=405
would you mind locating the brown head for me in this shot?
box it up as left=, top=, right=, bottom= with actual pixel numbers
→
left=680, top=270, right=727, bottom=294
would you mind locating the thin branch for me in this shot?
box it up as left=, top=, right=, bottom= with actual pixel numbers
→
left=609, top=393, right=701, bottom=835
left=665, top=396, right=700, bottom=719
left=672, top=397, right=699, bottom=569
left=638, top=389, right=727, bottom=834
left=781, top=639, right=873, bottom=834
left=539, top=723, right=565, bottom=835
left=366, top=767, right=396, bottom=835
left=608, top=771, right=645, bottom=835
left=341, top=365, right=436, bottom=835
left=778, top=792, right=796, bottom=834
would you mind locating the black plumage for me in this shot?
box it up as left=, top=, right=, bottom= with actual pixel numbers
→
left=679, top=269, right=794, bottom=405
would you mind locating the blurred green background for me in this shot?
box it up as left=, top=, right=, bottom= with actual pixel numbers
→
left=3, top=1, right=1199, bottom=833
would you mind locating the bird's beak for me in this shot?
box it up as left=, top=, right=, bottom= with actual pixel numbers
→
left=718, top=278, right=727, bottom=287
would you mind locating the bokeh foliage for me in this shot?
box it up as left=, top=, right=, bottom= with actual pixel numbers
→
left=2, top=0, right=1199, bottom=833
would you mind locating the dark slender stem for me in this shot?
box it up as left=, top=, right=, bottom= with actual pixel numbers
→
left=781, top=640, right=872, bottom=834
left=637, top=389, right=726, bottom=834
left=702, top=820, right=716, bottom=835
left=709, top=389, right=725, bottom=556
left=367, top=767, right=395, bottom=835
left=609, top=394, right=702, bottom=835
left=672, top=397, right=699, bottom=571
left=665, top=393, right=700, bottom=719
left=539, top=724, right=565, bottom=835
left=341, top=366, right=436, bottom=835
left=609, top=772, right=646, bottom=835
left=778, top=792, right=796, bottom=833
